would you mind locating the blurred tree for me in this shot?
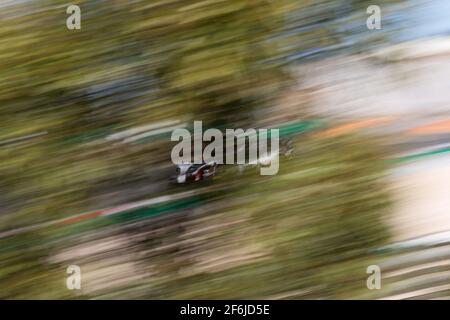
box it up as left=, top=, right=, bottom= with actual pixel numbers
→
left=0, top=0, right=395, bottom=298
left=139, top=134, right=392, bottom=299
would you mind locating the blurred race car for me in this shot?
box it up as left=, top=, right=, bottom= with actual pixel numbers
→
left=174, top=161, right=217, bottom=184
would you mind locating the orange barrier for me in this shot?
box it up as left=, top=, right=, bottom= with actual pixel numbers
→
left=407, top=119, right=450, bottom=134
left=315, top=117, right=396, bottom=137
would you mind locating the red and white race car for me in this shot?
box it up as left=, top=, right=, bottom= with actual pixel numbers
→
left=174, top=161, right=217, bottom=184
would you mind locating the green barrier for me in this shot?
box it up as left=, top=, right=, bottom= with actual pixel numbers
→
left=54, top=196, right=204, bottom=237
left=110, top=195, right=203, bottom=224
left=132, top=119, right=325, bottom=143
left=388, top=146, right=450, bottom=164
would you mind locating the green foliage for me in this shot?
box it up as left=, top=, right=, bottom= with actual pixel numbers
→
left=152, top=134, right=392, bottom=299
left=0, top=1, right=394, bottom=299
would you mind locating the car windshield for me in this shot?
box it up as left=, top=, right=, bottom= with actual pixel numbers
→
left=187, top=164, right=204, bottom=173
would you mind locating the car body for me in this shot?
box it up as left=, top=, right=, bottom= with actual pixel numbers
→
left=174, top=161, right=217, bottom=184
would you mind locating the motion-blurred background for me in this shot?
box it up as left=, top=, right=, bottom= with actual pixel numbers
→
left=0, top=0, right=449, bottom=299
